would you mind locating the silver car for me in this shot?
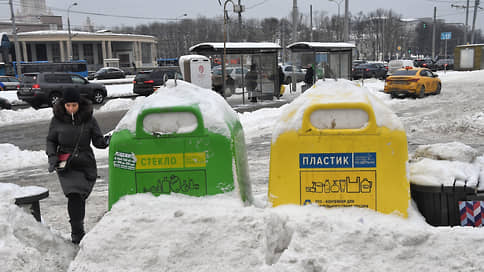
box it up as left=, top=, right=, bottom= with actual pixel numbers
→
left=0, top=76, right=20, bottom=91
left=281, top=65, right=306, bottom=84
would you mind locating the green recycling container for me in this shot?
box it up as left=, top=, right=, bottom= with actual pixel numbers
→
left=108, top=105, right=252, bottom=209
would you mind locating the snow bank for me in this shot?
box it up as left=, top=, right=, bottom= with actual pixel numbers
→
left=0, top=183, right=77, bottom=271
left=69, top=193, right=484, bottom=272
left=0, top=143, right=108, bottom=172
left=0, top=144, right=47, bottom=171
left=409, top=142, right=484, bottom=189
left=272, top=79, right=404, bottom=143
left=413, top=141, right=479, bottom=163
left=114, top=80, right=239, bottom=138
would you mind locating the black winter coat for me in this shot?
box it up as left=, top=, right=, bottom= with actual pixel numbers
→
left=46, top=98, right=108, bottom=197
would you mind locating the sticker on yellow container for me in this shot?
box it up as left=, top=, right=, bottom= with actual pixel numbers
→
left=301, top=170, right=376, bottom=208
left=136, top=152, right=206, bottom=170
left=299, top=152, right=377, bottom=208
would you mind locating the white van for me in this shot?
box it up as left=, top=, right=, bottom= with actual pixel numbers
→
left=388, top=60, right=415, bottom=75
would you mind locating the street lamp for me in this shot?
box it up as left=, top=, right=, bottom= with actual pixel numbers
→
left=67, top=2, right=77, bottom=61
left=328, top=0, right=342, bottom=40
left=175, top=13, right=188, bottom=56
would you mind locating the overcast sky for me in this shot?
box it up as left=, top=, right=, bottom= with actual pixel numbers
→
left=1, top=0, right=482, bottom=33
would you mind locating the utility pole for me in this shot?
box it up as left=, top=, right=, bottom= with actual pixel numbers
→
left=466, top=0, right=470, bottom=43
left=238, top=0, right=242, bottom=40
left=432, top=6, right=436, bottom=59
left=471, top=0, right=480, bottom=44
left=292, top=0, right=298, bottom=91
left=310, top=5, right=313, bottom=42
left=9, top=0, right=22, bottom=78
left=343, top=0, right=349, bottom=41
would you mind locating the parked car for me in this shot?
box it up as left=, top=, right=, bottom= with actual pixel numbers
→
left=0, top=76, right=20, bottom=91
left=281, top=65, right=306, bottom=84
left=17, top=72, right=107, bottom=108
left=211, top=66, right=235, bottom=96
left=351, top=63, right=387, bottom=80
left=133, top=68, right=181, bottom=96
left=352, top=59, right=367, bottom=68
left=0, top=97, right=12, bottom=109
left=89, top=67, right=125, bottom=80
left=387, top=59, right=415, bottom=75
left=413, top=58, right=437, bottom=71
left=384, top=68, right=441, bottom=98
left=434, top=58, right=454, bottom=70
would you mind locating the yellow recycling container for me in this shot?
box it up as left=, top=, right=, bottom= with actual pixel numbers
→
left=269, top=80, right=409, bottom=217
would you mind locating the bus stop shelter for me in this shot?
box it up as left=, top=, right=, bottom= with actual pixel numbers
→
left=189, top=42, right=281, bottom=102
left=287, top=42, right=355, bottom=82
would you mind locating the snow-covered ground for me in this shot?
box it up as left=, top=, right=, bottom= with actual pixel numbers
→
left=1, top=71, right=484, bottom=271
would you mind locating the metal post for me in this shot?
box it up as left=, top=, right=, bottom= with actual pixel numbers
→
left=465, top=0, right=470, bottom=43
left=310, top=5, right=313, bottom=42
left=432, top=6, right=436, bottom=59
left=343, top=0, right=349, bottom=41
left=471, top=0, right=479, bottom=44
left=292, top=0, right=297, bottom=92
left=9, top=0, right=22, bottom=77
left=240, top=55, right=245, bottom=104
left=238, top=0, right=242, bottom=39
left=223, top=0, right=234, bottom=97
left=67, top=2, right=78, bottom=61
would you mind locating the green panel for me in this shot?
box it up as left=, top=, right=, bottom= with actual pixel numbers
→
left=136, top=170, right=207, bottom=196
left=108, top=105, right=253, bottom=210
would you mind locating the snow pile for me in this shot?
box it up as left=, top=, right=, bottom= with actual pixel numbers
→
left=0, top=106, right=52, bottom=126
left=0, top=143, right=47, bottom=171
left=68, top=193, right=484, bottom=271
left=413, top=141, right=479, bottom=163
left=410, top=142, right=484, bottom=189
left=0, top=143, right=108, bottom=171
left=115, top=80, right=239, bottom=138
left=0, top=183, right=77, bottom=271
left=272, top=79, right=404, bottom=143
left=96, top=96, right=144, bottom=113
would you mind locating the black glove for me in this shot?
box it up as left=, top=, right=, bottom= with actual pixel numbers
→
left=48, top=156, right=58, bottom=173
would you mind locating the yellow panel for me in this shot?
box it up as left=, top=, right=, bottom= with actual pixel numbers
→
left=184, top=152, right=207, bottom=168
left=269, top=103, right=409, bottom=217
left=136, top=154, right=184, bottom=169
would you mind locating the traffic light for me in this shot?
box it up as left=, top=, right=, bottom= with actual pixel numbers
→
left=408, top=48, right=411, bottom=54
left=423, top=23, right=427, bottom=29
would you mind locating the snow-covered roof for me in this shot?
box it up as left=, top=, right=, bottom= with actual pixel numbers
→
left=189, top=42, right=281, bottom=53
left=287, top=42, right=355, bottom=52
left=456, top=43, right=484, bottom=48
left=272, top=79, right=404, bottom=143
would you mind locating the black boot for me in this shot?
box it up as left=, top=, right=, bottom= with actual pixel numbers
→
left=70, top=220, right=85, bottom=244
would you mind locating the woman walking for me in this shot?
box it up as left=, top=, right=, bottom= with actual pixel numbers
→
left=46, top=88, right=109, bottom=244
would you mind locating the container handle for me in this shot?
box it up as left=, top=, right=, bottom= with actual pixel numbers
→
left=300, top=102, right=378, bottom=135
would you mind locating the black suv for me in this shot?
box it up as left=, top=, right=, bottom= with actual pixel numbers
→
left=352, top=63, right=387, bottom=80
left=133, top=67, right=180, bottom=96
left=17, top=72, right=107, bottom=108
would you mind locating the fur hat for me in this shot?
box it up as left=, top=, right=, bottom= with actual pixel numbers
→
left=63, top=88, right=80, bottom=103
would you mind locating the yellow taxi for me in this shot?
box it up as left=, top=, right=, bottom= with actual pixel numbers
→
left=384, top=68, right=441, bottom=98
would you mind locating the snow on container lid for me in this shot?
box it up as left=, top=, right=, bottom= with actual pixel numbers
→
left=272, top=79, right=404, bottom=143
left=115, top=80, right=239, bottom=138
left=142, top=112, right=198, bottom=135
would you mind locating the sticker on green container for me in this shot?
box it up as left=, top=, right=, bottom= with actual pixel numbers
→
left=113, top=152, right=137, bottom=171
left=136, top=170, right=207, bottom=196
